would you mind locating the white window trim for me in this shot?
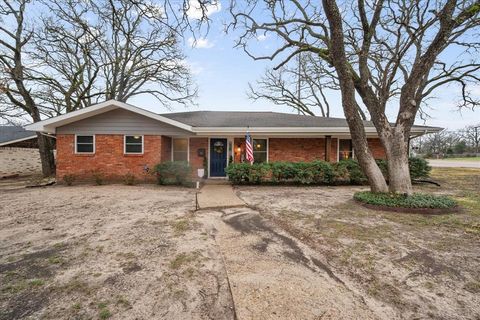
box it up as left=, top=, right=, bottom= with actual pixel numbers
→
left=124, top=135, right=144, bottom=155
left=171, top=137, right=190, bottom=162
left=75, top=134, right=95, bottom=154
left=252, top=137, right=269, bottom=163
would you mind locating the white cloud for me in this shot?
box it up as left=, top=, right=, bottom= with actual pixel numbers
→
left=186, top=0, right=221, bottom=20
left=256, top=34, right=267, bottom=41
left=187, top=37, right=214, bottom=49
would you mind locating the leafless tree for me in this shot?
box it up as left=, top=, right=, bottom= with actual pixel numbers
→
left=461, top=123, right=480, bottom=153
left=230, top=0, right=480, bottom=193
left=0, top=0, right=55, bottom=176
left=32, top=0, right=197, bottom=113
left=0, top=0, right=215, bottom=176
left=249, top=51, right=369, bottom=119
left=249, top=53, right=335, bottom=117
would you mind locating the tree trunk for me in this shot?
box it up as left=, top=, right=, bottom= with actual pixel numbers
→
left=36, top=133, right=56, bottom=177
left=321, top=0, right=388, bottom=193
left=382, top=130, right=413, bottom=194
left=31, top=108, right=56, bottom=177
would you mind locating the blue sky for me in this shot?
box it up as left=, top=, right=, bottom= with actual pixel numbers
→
left=131, top=2, right=479, bottom=130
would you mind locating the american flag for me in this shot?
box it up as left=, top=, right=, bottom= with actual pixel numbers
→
left=245, top=132, right=254, bottom=164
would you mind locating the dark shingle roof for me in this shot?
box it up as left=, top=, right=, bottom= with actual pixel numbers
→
left=161, top=111, right=369, bottom=127
left=161, top=111, right=440, bottom=131
left=0, top=125, right=36, bottom=145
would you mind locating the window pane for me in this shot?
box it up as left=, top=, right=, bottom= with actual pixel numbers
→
left=77, top=136, right=93, bottom=144
left=254, top=152, right=267, bottom=163
left=77, top=143, right=93, bottom=153
left=339, top=139, right=353, bottom=160
left=126, top=144, right=142, bottom=153
left=173, top=138, right=188, bottom=152
left=253, top=139, right=267, bottom=152
left=126, top=135, right=142, bottom=144
left=173, top=151, right=188, bottom=161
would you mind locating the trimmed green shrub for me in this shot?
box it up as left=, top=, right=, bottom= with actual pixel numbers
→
left=408, top=157, right=431, bottom=179
left=225, top=163, right=251, bottom=184
left=354, top=191, right=457, bottom=209
left=226, top=160, right=334, bottom=185
left=270, top=162, right=297, bottom=182
left=153, top=161, right=191, bottom=185
left=333, top=159, right=368, bottom=185
left=227, top=157, right=430, bottom=185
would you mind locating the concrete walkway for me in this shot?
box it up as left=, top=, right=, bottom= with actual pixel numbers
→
left=197, top=207, right=383, bottom=320
left=428, top=159, right=480, bottom=168
left=197, top=184, right=245, bottom=209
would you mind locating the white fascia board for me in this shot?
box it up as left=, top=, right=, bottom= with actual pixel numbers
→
left=24, top=100, right=193, bottom=133
left=0, top=135, right=38, bottom=146
left=192, top=126, right=443, bottom=135
left=191, top=127, right=380, bottom=134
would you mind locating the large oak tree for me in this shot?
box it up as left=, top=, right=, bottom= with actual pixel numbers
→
left=1, top=0, right=212, bottom=176
left=231, top=0, right=480, bottom=193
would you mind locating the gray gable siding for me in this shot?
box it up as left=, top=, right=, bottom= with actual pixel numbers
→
left=56, top=109, right=191, bottom=136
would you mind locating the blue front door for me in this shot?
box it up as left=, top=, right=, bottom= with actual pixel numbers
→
left=210, top=138, right=227, bottom=177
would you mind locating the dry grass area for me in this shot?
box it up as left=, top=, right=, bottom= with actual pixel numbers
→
left=0, top=185, right=234, bottom=320
left=236, top=168, right=480, bottom=320
left=0, top=148, right=42, bottom=177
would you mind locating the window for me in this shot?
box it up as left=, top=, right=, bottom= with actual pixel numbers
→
left=173, top=138, right=188, bottom=161
left=75, top=135, right=94, bottom=154
left=253, top=139, right=267, bottom=163
left=124, top=135, right=143, bottom=154
left=339, top=139, right=353, bottom=160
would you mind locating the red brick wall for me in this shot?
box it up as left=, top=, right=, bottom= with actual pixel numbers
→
left=56, top=134, right=162, bottom=182
left=329, top=138, right=338, bottom=162
left=367, top=138, right=386, bottom=159
left=189, top=138, right=208, bottom=178
left=161, top=136, right=172, bottom=162
left=233, top=137, right=385, bottom=163
left=233, top=137, right=338, bottom=163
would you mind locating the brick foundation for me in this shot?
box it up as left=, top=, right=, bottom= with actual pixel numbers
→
left=56, top=134, right=162, bottom=182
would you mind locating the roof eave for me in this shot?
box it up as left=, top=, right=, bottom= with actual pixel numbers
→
left=24, top=100, right=194, bottom=133
left=0, top=135, right=38, bottom=146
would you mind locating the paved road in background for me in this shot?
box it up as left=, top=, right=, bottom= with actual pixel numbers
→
left=428, top=159, right=480, bottom=168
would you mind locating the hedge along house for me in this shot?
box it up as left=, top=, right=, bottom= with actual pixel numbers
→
left=25, top=100, right=442, bottom=181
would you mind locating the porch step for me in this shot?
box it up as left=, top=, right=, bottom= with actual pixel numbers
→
left=203, top=179, right=231, bottom=185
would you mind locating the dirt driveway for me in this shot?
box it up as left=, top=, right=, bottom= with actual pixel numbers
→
left=234, top=168, right=480, bottom=320
left=0, top=148, right=42, bottom=178
left=0, top=185, right=234, bottom=320
left=1, top=168, right=479, bottom=319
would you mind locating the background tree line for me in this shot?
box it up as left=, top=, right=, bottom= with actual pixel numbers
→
left=412, top=123, right=480, bottom=157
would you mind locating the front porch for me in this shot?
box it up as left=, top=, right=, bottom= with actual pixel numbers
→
left=167, top=135, right=372, bottom=179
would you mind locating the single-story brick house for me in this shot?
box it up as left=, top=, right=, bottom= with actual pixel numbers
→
left=25, top=100, right=441, bottom=181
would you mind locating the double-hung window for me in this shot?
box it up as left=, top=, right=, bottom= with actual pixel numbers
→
left=124, top=135, right=143, bottom=154
left=339, top=139, right=354, bottom=160
left=253, top=139, right=267, bottom=163
left=172, top=138, right=188, bottom=161
left=75, top=135, right=95, bottom=154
